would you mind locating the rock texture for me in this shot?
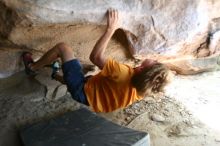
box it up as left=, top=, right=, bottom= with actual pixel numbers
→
left=0, top=0, right=220, bottom=77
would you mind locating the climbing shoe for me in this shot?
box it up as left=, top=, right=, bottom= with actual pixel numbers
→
left=22, top=52, right=37, bottom=76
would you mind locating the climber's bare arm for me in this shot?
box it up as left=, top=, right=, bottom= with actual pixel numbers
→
left=89, top=9, right=119, bottom=69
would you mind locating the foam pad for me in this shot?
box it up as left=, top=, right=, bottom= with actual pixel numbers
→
left=20, top=108, right=150, bottom=146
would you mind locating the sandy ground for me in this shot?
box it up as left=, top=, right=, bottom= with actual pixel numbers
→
left=0, top=66, right=220, bottom=146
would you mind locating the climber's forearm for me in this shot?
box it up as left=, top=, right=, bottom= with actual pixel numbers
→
left=89, top=28, right=115, bottom=69
left=89, top=9, right=119, bottom=69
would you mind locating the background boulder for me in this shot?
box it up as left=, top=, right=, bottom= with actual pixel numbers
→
left=0, top=0, right=220, bottom=77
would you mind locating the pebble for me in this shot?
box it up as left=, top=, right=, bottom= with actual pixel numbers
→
left=125, top=117, right=131, bottom=121
left=151, top=114, right=165, bottom=122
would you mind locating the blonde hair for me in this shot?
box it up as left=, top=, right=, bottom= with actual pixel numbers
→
left=131, top=63, right=170, bottom=96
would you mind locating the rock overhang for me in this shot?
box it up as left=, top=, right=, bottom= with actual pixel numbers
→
left=0, top=0, right=220, bottom=77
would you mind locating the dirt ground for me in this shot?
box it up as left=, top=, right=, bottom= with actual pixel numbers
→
left=0, top=66, right=220, bottom=146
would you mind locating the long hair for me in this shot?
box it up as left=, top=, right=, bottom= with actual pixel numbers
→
left=131, top=63, right=170, bottom=96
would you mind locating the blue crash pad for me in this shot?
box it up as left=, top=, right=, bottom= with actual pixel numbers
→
left=20, top=108, right=150, bottom=146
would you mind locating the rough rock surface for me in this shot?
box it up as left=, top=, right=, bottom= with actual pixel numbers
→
left=0, top=0, right=220, bottom=77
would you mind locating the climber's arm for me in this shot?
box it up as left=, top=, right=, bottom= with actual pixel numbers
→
left=89, top=9, right=119, bottom=69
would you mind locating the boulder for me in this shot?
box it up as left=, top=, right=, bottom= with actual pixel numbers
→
left=0, top=0, right=220, bottom=77
left=0, top=47, right=23, bottom=78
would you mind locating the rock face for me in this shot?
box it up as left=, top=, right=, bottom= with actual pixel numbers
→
left=0, top=0, right=220, bottom=77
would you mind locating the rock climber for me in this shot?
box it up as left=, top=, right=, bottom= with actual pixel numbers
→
left=22, top=9, right=170, bottom=112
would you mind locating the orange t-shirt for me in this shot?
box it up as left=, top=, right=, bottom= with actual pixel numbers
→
left=84, top=59, right=143, bottom=112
